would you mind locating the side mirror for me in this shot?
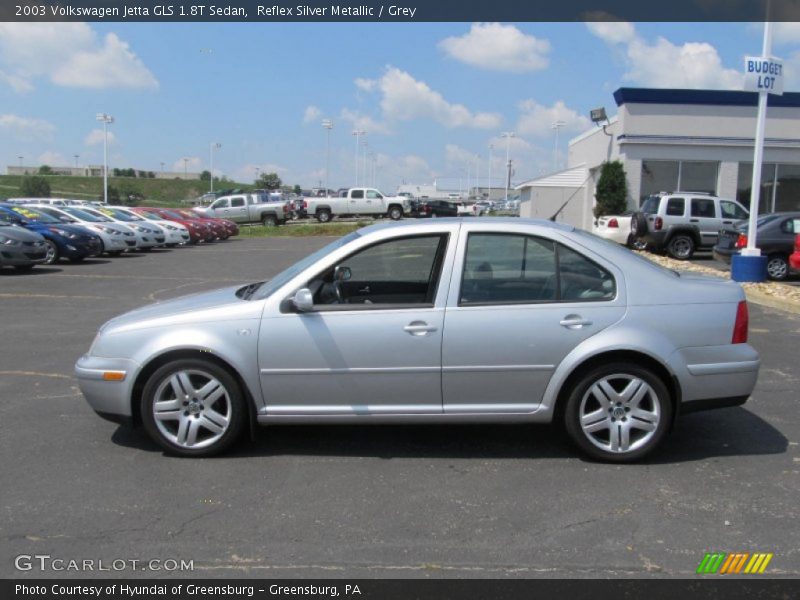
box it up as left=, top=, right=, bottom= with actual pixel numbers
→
left=334, top=265, right=351, bottom=282
left=292, top=288, right=315, bottom=312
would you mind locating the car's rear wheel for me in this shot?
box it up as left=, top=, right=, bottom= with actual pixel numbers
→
left=43, top=240, right=59, bottom=264
left=141, top=359, right=247, bottom=457
left=316, top=209, right=332, bottom=223
left=766, top=254, right=789, bottom=281
left=564, top=363, right=672, bottom=462
left=666, top=234, right=695, bottom=260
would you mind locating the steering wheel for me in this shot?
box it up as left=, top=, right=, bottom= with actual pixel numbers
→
left=333, top=279, right=344, bottom=303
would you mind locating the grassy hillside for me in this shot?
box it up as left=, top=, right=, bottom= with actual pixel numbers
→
left=0, top=174, right=254, bottom=206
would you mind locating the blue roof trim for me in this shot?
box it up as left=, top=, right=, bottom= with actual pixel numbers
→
left=614, top=88, right=800, bottom=108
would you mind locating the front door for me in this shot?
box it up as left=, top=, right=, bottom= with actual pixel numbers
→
left=442, top=232, right=625, bottom=413
left=690, top=197, right=720, bottom=246
left=257, top=233, right=452, bottom=415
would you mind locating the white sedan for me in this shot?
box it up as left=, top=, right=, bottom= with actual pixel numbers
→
left=592, top=213, right=642, bottom=248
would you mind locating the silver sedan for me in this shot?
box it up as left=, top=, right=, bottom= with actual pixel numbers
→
left=76, top=219, right=760, bottom=461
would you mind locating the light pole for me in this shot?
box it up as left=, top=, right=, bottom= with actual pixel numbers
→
left=322, top=119, right=333, bottom=196
left=487, top=144, right=494, bottom=201
left=95, top=113, right=114, bottom=205
left=74, top=154, right=79, bottom=168
left=255, top=167, right=261, bottom=182
left=501, top=131, right=515, bottom=201
left=183, top=158, right=188, bottom=177
left=352, top=130, right=366, bottom=185
left=362, top=139, right=369, bottom=187
left=209, top=142, right=221, bottom=194
left=475, top=154, right=480, bottom=200
left=551, top=120, right=566, bottom=171
left=160, top=161, right=165, bottom=174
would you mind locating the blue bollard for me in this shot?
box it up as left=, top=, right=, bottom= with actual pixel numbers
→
left=731, top=254, right=768, bottom=282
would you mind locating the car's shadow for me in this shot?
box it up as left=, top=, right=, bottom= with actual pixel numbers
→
left=110, top=407, right=787, bottom=464
left=0, top=266, right=62, bottom=276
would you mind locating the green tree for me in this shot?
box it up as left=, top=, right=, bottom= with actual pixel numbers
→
left=200, top=170, right=212, bottom=182
left=293, top=184, right=302, bottom=195
left=104, top=186, right=121, bottom=203
left=20, top=176, right=51, bottom=197
left=38, top=165, right=53, bottom=175
left=594, top=160, right=628, bottom=218
left=257, top=172, right=282, bottom=190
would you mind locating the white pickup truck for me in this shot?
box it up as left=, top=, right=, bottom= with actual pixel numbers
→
left=193, top=192, right=289, bottom=226
left=304, top=188, right=411, bottom=223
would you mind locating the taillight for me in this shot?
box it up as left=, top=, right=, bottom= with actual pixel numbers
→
left=654, top=216, right=663, bottom=231
left=735, top=233, right=748, bottom=249
left=732, top=300, right=749, bottom=344
left=608, top=218, right=618, bottom=228
left=303, top=200, right=308, bottom=209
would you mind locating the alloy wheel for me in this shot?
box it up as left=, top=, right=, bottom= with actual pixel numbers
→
left=767, top=256, right=788, bottom=280
left=578, top=374, right=661, bottom=454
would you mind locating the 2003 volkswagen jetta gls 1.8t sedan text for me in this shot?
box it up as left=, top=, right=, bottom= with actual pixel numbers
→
left=76, top=218, right=760, bottom=462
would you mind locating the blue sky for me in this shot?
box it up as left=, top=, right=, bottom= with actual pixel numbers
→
left=1, top=21, right=799, bottom=191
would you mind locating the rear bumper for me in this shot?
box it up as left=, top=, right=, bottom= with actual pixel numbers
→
left=670, top=344, right=760, bottom=409
left=594, top=228, right=629, bottom=245
left=680, top=395, right=748, bottom=414
left=712, top=247, right=736, bottom=264
left=641, top=231, right=667, bottom=249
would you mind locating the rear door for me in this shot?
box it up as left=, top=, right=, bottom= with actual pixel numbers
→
left=227, top=196, right=248, bottom=222
left=690, top=197, right=720, bottom=246
left=349, top=189, right=366, bottom=213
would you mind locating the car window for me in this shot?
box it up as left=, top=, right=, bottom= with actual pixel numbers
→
left=230, top=198, right=245, bottom=208
left=691, top=198, right=716, bottom=218
left=779, top=218, right=800, bottom=234
left=366, top=190, right=382, bottom=199
left=720, top=201, right=748, bottom=220
left=351, top=190, right=364, bottom=199
left=312, top=235, right=447, bottom=307
left=212, top=199, right=229, bottom=209
left=640, top=196, right=660, bottom=214
left=461, top=233, right=616, bottom=305
left=666, top=198, right=685, bottom=216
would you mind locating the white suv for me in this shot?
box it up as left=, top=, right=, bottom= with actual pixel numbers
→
left=631, top=192, right=749, bottom=259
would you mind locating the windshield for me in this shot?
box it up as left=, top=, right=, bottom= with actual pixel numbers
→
left=161, top=210, right=185, bottom=220
left=736, top=214, right=779, bottom=230
left=251, top=232, right=362, bottom=300
left=100, top=208, right=143, bottom=222
left=63, top=207, right=111, bottom=222
left=8, top=206, right=60, bottom=224
left=139, top=212, right=161, bottom=221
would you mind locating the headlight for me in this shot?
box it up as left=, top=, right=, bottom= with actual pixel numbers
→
left=165, top=224, right=178, bottom=230
left=0, top=235, right=20, bottom=246
left=48, top=227, right=78, bottom=239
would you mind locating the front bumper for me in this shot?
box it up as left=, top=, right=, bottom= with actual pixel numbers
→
left=1, top=241, right=47, bottom=265
left=61, top=237, right=102, bottom=259
left=75, top=354, right=140, bottom=418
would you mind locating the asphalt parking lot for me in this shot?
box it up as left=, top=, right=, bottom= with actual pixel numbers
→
left=1, top=236, right=799, bottom=579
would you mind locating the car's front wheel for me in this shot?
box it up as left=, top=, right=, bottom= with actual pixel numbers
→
left=43, top=240, right=59, bottom=264
left=666, top=234, right=695, bottom=260
left=766, top=254, right=789, bottom=281
left=141, top=359, right=247, bottom=457
left=564, top=363, right=672, bottom=462
left=388, top=206, right=403, bottom=220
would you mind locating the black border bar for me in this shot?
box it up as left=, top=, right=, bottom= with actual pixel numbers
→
left=3, top=0, right=800, bottom=22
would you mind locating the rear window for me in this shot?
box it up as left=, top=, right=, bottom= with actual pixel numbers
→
left=666, top=198, right=685, bottom=216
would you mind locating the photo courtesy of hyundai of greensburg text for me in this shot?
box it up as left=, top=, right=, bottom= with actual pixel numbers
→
left=1, top=1, right=799, bottom=598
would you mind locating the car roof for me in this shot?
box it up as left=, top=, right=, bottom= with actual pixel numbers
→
left=358, top=217, right=574, bottom=235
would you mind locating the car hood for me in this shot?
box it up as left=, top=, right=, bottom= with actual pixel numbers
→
left=103, top=284, right=262, bottom=334
left=0, top=224, right=44, bottom=242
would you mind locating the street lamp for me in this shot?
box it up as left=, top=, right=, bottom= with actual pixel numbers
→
left=255, top=167, right=261, bottom=182
left=352, top=130, right=366, bottom=185
left=322, top=119, right=333, bottom=197
left=487, top=144, right=494, bottom=201
left=183, top=158, right=189, bottom=177
left=361, top=139, right=369, bottom=187
left=95, top=113, right=114, bottom=205
left=551, top=120, right=566, bottom=171
left=74, top=154, right=80, bottom=168
left=209, top=142, right=221, bottom=194
left=160, top=161, right=165, bottom=174
left=500, top=131, right=515, bottom=201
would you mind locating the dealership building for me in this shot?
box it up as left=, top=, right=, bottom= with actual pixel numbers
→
left=518, top=87, right=800, bottom=230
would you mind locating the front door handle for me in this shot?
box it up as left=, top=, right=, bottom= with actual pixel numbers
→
left=404, top=321, right=438, bottom=336
left=560, top=315, right=592, bottom=329
left=690, top=219, right=699, bottom=223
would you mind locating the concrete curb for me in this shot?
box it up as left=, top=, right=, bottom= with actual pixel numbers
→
left=744, top=287, right=800, bottom=315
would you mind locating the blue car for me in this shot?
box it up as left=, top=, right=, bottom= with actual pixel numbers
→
left=0, top=204, right=102, bottom=264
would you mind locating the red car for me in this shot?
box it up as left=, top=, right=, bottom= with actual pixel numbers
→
left=790, top=234, right=800, bottom=274
left=132, top=207, right=211, bottom=244
left=176, top=208, right=238, bottom=239
left=169, top=208, right=227, bottom=241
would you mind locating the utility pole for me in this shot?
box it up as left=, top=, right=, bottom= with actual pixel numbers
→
left=352, top=130, right=366, bottom=185
left=551, top=120, right=566, bottom=171
left=501, top=131, right=515, bottom=201
left=95, top=113, right=114, bottom=205
left=487, top=144, right=493, bottom=201
left=209, top=142, right=221, bottom=194
left=322, top=119, right=333, bottom=196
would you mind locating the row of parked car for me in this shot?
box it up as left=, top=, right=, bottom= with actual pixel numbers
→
left=593, top=191, right=800, bottom=281
left=0, top=198, right=240, bottom=272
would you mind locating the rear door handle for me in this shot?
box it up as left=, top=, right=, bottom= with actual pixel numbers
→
left=404, top=321, right=438, bottom=336
left=690, top=219, right=699, bottom=223
left=358, top=286, right=371, bottom=294
left=560, top=315, right=593, bottom=329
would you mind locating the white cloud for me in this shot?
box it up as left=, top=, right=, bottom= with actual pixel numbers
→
left=354, top=77, right=376, bottom=92
left=340, top=108, right=392, bottom=135
left=303, top=105, right=322, bottom=124
left=233, top=162, right=288, bottom=183
left=439, top=23, right=550, bottom=72
left=516, top=100, right=591, bottom=137
left=173, top=157, right=202, bottom=172
left=84, top=129, right=116, bottom=146
left=0, top=23, right=158, bottom=92
left=374, top=153, right=436, bottom=189
left=363, top=67, right=502, bottom=129
left=37, top=151, right=67, bottom=166
left=587, top=22, right=743, bottom=89
left=0, top=114, right=55, bottom=140
left=444, top=144, right=481, bottom=169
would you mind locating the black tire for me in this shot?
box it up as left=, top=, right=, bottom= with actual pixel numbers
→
left=14, top=264, right=35, bottom=272
left=630, top=212, right=647, bottom=237
left=316, top=209, right=332, bottom=223
left=388, top=206, right=403, bottom=221
left=666, top=234, right=695, bottom=260
left=140, top=358, right=247, bottom=457
left=43, top=240, right=59, bottom=265
left=261, top=214, right=277, bottom=227
left=766, top=254, right=789, bottom=281
left=563, top=362, right=672, bottom=463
